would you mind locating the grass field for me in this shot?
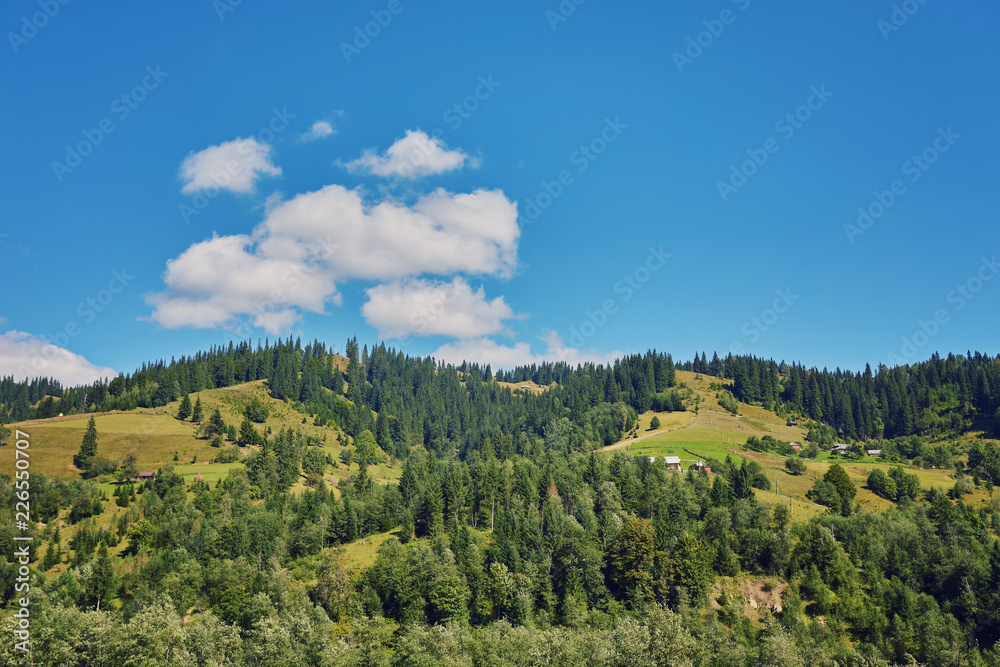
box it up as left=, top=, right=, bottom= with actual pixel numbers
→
left=599, top=369, right=993, bottom=513
left=2, top=412, right=217, bottom=479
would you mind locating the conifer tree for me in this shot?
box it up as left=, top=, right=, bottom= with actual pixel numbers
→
left=74, top=416, right=98, bottom=470
left=177, top=393, right=192, bottom=420
left=41, top=537, right=58, bottom=571
left=192, top=396, right=203, bottom=423
left=88, top=546, right=116, bottom=611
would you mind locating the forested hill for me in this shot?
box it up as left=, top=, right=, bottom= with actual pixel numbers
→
left=4, top=341, right=1000, bottom=665
left=3, top=340, right=998, bottom=449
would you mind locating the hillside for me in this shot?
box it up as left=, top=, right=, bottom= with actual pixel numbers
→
left=4, top=344, right=1000, bottom=666
left=602, top=369, right=988, bottom=520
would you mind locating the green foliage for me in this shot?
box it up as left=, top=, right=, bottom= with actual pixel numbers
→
left=649, top=415, right=661, bottom=429
left=5, top=340, right=1000, bottom=665
left=177, top=393, right=192, bottom=421
left=354, top=429, right=379, bottom=467
left=823, top=463, right=856, bottom=500
left=785, top=457, right=805, bottom=475
left=606, top=516, right=655, bottom=604
left=191, top=396, right=203, bottom=422
left=718, top=389, right=739, bottom=415
left=339, top=447, right=354, bottom=470
left=73, top=416, right=99, bottom=471
left=244, top=396, right=270, bottom=423
left=238, top=417, right=261, bottom=447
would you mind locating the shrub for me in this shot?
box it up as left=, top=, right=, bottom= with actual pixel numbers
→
left=785, top=458, right=805, bottom=475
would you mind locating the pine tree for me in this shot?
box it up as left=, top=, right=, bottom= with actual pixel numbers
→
left=41, top=538, right=58, bottom=571
left=239, top=417, right=259, bottom=447
left=74, top=416, right=99, bottom=470
left=177, top=394, right=192, bottom=420
left=87, top=546, right=116, bottom=611
left=191, top=396, right=203, bottom=423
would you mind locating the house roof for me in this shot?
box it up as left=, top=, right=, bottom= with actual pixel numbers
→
left=664, top=456, right=681, bottom=464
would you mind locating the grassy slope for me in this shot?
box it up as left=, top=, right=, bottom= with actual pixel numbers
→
left=1, top=379, right=404, bottom=575
left=600, top=369, right=996, bottom=521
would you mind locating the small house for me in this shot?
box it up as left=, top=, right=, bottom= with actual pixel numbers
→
left=830, top=443, right=851, bottom=455
left=521, top=385, right=531, bottom=390
left=691, top=460, right=711, bottom=473
left=664, top=456, right=682, bottom=471
left=786, top=420, right=798, bottom=427
left=135, top=471, right=155, bottom=482
left=866, top=449, right=882, bottom=458
left=789, top=442, right=801, bottom=452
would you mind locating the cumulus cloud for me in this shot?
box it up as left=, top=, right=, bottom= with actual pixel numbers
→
left=432, top=331, right=622, bottom=369
left=345, top=130, right=473, bottom=179
left=0, top=331, right=116, bottom=386
left=179, top=137, right=281, bottom=194
left=363, top=277, right=518, bottom=339
left=301, top=120, right=336, bottom=143
left=146, top=185, right=519, bottom=334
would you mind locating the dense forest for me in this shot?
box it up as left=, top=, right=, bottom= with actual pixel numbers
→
left=3, top=342, right=1000, bottom=665
left=4, top=341, right=999, bottom=451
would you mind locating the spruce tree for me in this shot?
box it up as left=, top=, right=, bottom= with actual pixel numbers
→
left=177, top=394, right=192, bottom=420
left=88, top=546, right=116, bottom=611
left=41, top=538, right=58, bottom=571
left=191, top=396, right=203, bottom=423
left=239, top=417, right=259, bottom=447
left=74, top=416, right=99, bottom=470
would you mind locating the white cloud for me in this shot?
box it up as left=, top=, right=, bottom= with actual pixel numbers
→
left=345, top=130, right=473, bottom=179
left=146, top=185, right=519, bottom=333
left=363, top=277, right=517, bottom=339
left=179, top=137, right=281, bottom=194
left=0, top=331, right=116, bottom=386
left=432, top=331, right=622, bottom=369
left=301, top=120, right=336, bottom=143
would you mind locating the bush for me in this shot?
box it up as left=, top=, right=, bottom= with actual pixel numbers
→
left=867, top=468, right=897, bottom=500
left=244, top=397, right=270, bottom=423
left=807, top=479, right=841, bottom=508
left=718, top=391, right=739, bottom=415
left=785, top=458, right=805, bottom=475
left=799, top=443, right=820, bottom=459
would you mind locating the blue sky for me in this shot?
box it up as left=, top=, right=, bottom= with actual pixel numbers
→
left=1, top=0, right=998, bottom=386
